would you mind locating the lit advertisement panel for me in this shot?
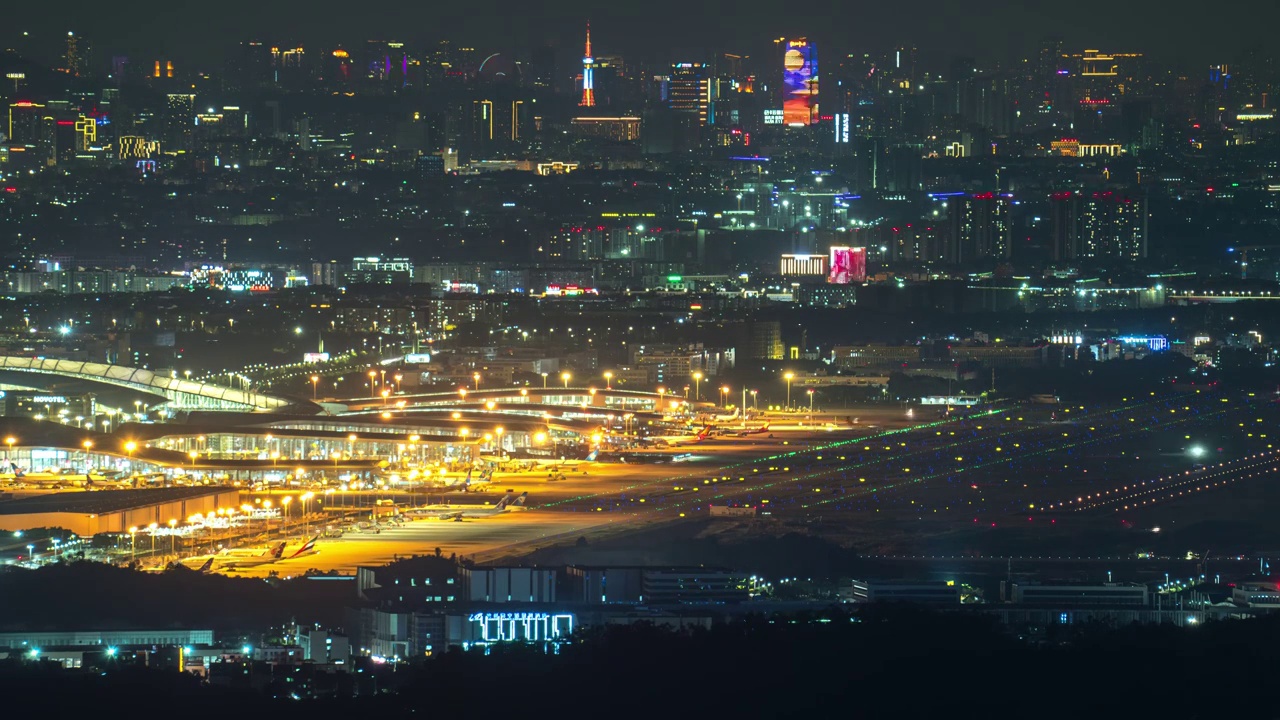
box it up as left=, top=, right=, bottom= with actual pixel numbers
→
left=828, top=246, right=866, bottom=284
left=783, top=39, right=818, bottom=126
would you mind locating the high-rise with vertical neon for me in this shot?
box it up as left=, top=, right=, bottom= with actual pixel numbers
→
left=580, top=22, right=595, bottom=107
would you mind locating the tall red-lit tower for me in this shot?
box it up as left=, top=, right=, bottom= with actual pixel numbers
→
left=580, top=22, right=596, bottom=107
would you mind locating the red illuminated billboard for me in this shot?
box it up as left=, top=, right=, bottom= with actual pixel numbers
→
left=828, top=246, right=866, bottom=284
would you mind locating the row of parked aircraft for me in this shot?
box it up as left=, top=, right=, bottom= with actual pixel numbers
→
left=190, top=536, right=320, bottom=572
left=184, top=491, right=529, bottom=572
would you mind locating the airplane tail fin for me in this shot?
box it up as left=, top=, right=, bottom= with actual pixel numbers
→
left=269, top=542, right=286, bottom=559
left=197, top=557, right=214, bottom=573
left=514, top=492, right=528, bottom=506
left=289, top=536, right=319, bottom=558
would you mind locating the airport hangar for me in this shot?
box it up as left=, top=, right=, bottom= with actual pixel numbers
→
left=0, top=487, right=239, bottom=537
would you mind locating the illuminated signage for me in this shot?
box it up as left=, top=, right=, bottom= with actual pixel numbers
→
left=302, top=352, right=330, bottom=363
left=828, top=246, right=866, bottom=284
left=404, top=353, right=432, bottom=364
left=783, top=39, right=818, bottom=126
left=1119, top=336, right=1168, bottom=352
left=468, top=612, right=574, bottom=643
left=833, top=112, right=850, bottom=143
left=545, top=285, right=598, bottom=297
left=32, top=396, right=68, bottom=404
left=763, top=108, right=784, bottom=125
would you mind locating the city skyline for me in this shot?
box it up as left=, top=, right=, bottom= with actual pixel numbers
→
left=2, top=1, right=1277, bottom=69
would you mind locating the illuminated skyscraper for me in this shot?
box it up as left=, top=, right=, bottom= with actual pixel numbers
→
left=782, top=38, right=818, bottom=126
left=668, top=63, right=712, bottom=125
left=580, top=22, right=595, bottom=107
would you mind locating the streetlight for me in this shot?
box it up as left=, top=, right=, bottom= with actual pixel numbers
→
left=124, top=440, right=136, bottom=471
left=784, top=372, right=795, bottom=410
left=720, top=385, right=730, bottom=408
left=692, top=372, right=703, bottom=402
left=148, top=523, right=158, bottom=556
left=561, top=371, right=572, bottom=388
left=5, top=436, right=15, bottom=460
left=310, top=375, right=319, bottom=400
left=807, top=388, right=815, bottom=413
left=368, top=370, right=377, bottom=397
left=541, top=372, right=549, bottom=389
left=604, top=371, right=613, bottom=389
left=301, top=491, right=314, bottom=535
left=381, top=389, right=391, bottom=406
left=751, top=389, right=758, bottom=411
left=128, top=527, right=137, bottom=561
left=473, top=372, right=481, bottom=391
left=167, top=519, right=177, bottom=556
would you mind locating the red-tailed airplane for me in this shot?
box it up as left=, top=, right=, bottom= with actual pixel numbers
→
left=736, top=422, right=771, bottom=437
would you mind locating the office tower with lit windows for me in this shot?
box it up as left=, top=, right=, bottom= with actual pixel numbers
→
left=668, top=62, right=712, bottom=125
left=63, top=32, right=90, bottom=77
left=1049, top=190, right=1147, bottom=262
left=165, top=93, right=195, bottom=152
left=942, top=193, right=1012, bottom=263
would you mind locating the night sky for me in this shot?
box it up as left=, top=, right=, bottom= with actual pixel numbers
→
left=2, top=0, right=1276, bottom=69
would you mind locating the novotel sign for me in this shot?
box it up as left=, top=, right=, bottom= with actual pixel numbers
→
left=32, top=396, right=68, bottom=404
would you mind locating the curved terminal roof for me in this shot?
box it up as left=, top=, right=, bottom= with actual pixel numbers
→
left=0, top=357, right=301, bottom=411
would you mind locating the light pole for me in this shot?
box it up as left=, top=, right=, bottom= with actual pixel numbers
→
left=473, top=372, right=481, bottom=391
left=720, top=385, right=729, bottom=409
left=807, top=388, right=815, bottom=414
left=128, top=527, right=137, bottom=561
left=751, top=389, right=758, bottom=411
left=561, top=371, right=571, bottom=389
left=301, top=492, right=314, bottom=536
left=124, top=441, right=136, bottom=474
left=604, top=371, right=613, bottom=390
left=692, top=372, right=703, bottom=402
left=82, top=439, right=93, bottom=471
left=784, top=372, right=795, bottom=410
left=381, top=389, right=390, bottom=406
left=310, top=375, right=319, bottom=400
left=368, top=370, right=378, bottom=398
left=5, top=435, right=15, bottom=462
left=541, top=372, right=549, bottom=389
left=741, top=387, right=747, bottom=425
left=168, top=519, right=177, bottom=555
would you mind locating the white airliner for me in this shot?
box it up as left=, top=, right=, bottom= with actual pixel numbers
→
left=405, top=492, right=528, bottom=521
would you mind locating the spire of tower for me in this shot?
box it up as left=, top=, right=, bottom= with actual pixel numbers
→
left=585, top=20, right=592, bottom=58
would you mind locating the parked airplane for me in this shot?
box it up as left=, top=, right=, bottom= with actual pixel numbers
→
left=736, top=423, right=771, bottom=437
left=219, top=542, right=288, bottom=569
left=407, top=492, right=528, bottom=521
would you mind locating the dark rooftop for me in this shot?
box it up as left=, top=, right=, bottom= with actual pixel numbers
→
left=0, top=487, right=233, bottom=516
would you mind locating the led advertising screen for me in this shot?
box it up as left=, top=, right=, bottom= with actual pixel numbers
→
left=828, top=246, right=866, bottom=284
left=783, top=39, right=818, bottom=126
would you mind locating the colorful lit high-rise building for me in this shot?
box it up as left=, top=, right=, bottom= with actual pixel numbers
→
left=782, top=38, right=818, bottom=126
left=580, top=22, right=595, bottom=107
